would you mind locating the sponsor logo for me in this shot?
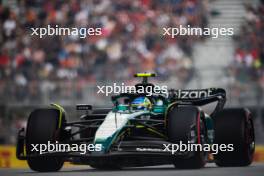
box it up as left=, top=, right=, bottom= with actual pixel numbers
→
left=172, top=89, right=213, bottom=99
left=136, top=148, right=164, bottom=152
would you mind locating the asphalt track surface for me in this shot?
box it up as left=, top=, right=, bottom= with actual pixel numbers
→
left=1, top=163, right=264, bottom=176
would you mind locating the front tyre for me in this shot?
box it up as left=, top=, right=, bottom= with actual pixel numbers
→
left=26, top=109, right=64, bottom=172
left=213, top=108, right=255, bottom=167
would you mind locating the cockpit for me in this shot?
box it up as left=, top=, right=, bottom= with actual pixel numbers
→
left=112, top=94, right=166, bottom=113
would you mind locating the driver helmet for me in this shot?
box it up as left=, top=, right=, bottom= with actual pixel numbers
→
left=131, top=97, right=152, bottom=111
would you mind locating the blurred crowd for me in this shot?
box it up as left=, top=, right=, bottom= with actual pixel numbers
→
left=0, top=0, right=208, bottom=103
left=0, top=106, right=27, bottom=144
left=231, top=1, right=264, bottom=89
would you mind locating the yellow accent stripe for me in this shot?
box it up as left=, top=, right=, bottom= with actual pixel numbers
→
left=135, top=123, right=166, bottom=138
left=135, top=73, right=154, bottom=77
left=136, top=125, right=145, bottom=128
left=23, top=144, right=26, bottom=156
left=147, top=128, right=166, bottom=138
left=50, top=103, right=65, bottom=128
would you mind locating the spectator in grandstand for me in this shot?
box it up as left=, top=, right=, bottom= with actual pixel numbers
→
left=232, top=2, right=264, bottom=84
left=0, top=0, right=207, bottom=103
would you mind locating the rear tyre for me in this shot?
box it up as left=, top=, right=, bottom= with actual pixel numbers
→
left=167, top=106, right=206, bottom=169
left=26, top=109, right=64, bottom=172
left=213, top=108, right=255, bottom=167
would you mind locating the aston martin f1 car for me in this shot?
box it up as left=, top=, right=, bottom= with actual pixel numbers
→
left=16, top=73, right=255, bottom=172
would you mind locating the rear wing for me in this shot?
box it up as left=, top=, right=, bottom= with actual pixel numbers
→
left=169, top=88, right=226, bottom=115
left=169, top=88, right=226, bottom=105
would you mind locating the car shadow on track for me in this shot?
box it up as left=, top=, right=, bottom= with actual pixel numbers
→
left=17, top=164, right=217, bottom=175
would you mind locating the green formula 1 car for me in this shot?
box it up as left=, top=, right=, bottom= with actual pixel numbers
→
left=16, top=73, right=255, bottom=172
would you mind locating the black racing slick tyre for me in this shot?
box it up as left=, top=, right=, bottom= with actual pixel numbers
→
left=167, top=106, right=206, bottom=169
left=213, top=108, right=255, bottom=167
left=26, top=109, right=64, bottom=172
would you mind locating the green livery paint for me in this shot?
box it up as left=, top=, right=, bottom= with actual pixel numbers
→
left=93, top=111, right=149, bottom=153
